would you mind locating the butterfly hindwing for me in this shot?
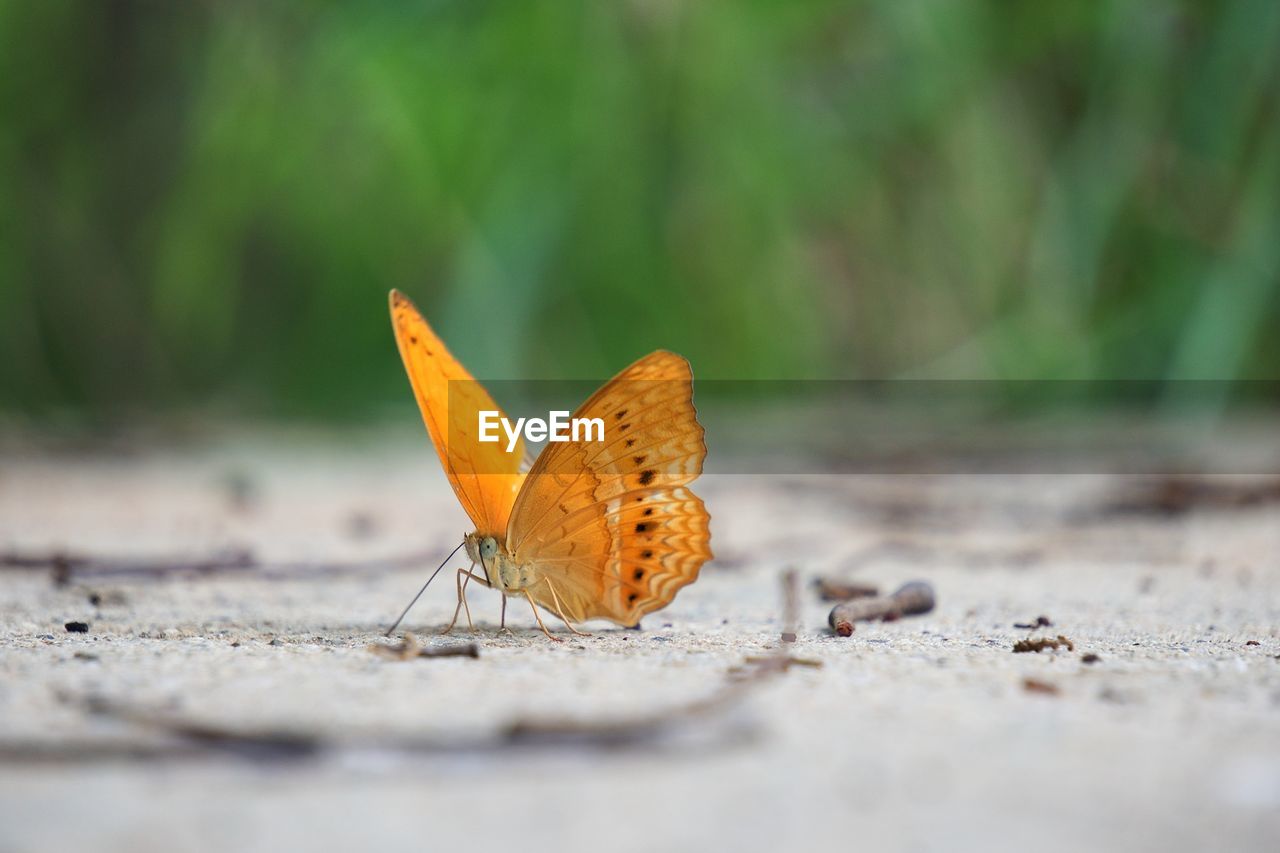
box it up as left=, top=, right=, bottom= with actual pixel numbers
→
left=506, top=350, right=712, bottom=626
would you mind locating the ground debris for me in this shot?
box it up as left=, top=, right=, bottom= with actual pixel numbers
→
left=1103, top=475, right=1280, bottom=516
left=811, top=577, right=879, bottom=602
left=1, top=545, right=452, bottom=584
left=781, top=569, right=800, bottom=643
left=85, top=588, right=128, bottom=607
left=2, top=571, right=814, bottom=764
left=64, top=621, right=89, bottom=633
left=829, top=581, right=935, bottom=637
left=1014, top=615, right=1053, bottom=629
left=1013, top=635, right=1075, bottom=653
left=368, top=633, right=479, bottom=661
left=1023, top=678, right=1060, bottom=696
left=1081, top=653, right=1101, bottom=664
left=344, top=510, right=379, bottom=540
left=727, top=655, right=822, bottom=680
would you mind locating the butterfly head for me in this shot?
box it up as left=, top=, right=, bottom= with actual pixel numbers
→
left=464, top=532, right=531, bottom=592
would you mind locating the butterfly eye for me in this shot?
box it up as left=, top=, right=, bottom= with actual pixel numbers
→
left=480, top=537, right=498, bottom=559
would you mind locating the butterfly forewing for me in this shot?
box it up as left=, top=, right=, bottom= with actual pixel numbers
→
left=506, top=351, right=712, bottom=626
left=389, top=290, right=525, bottom=535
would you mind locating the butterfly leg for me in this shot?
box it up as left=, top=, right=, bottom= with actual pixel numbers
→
left=542, top=577, right=590, bottom=637
left=442, top=568, right=490, bottom=634
left=498, top=594, right=512, bottom=634
left=524, top=594, right=563, bottom=643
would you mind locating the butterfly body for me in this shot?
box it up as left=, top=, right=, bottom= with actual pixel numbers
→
left=390, top=290, right=711, bottom=636
left=464, top=533, right=531, bottom=593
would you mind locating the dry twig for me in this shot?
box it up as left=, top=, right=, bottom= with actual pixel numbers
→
left=0, top=546, right=449, bottom=585
left=829, top=581, right=936, bottom=636
left=1102, top=475, right=1280, bottom=517
left=811, top=577, right=879, bottom=602
left=367, top=633, right=479, bottom=661
left=1022, top=678, right=1060, bottom=696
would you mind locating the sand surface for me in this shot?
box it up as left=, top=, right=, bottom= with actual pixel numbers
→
left=2, top=429, right=1278, bottom=852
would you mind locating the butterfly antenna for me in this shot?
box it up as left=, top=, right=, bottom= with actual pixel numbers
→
left=383, top=540, right=466, bottom=637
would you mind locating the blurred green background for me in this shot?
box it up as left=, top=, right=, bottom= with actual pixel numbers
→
left=1, top=0, right=1278, bottom=424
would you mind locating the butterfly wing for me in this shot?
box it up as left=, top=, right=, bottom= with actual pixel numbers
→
left=389, top=289, right=524, bottom=535
left=505, top=350, right=712, bottom=626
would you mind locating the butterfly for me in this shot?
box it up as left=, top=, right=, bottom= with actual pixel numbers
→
left=387, top=289, right=712, bottom=639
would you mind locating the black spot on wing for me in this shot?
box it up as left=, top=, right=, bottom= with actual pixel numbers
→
left=638, top=469, right=656, bottom=486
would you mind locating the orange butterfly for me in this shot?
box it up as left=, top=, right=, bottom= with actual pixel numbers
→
left=388, top=289, right=712, bottom=639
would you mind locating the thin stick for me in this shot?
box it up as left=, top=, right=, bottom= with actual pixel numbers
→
left=383, top=541, right=465, bottom=637
left=828, top=580, right=935, bottom=636
left=781, top=568, right=799, bottom=642
left=0, top=546, right=457, bottom=582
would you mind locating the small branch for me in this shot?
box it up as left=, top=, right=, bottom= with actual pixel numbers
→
left=829, top=580, right=936, bottom=636
left=1100, top=475, right=1280, bottom=517
left=367, top=634, right=480, bottom=661
left=0, top=546, right=451, bottom=584
left=811, top=577, right=879, bottom=602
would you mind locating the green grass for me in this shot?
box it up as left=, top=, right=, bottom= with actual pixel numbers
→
left=1, top=1, right=1277, bottom=423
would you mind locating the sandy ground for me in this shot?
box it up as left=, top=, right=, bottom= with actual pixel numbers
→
left=1, top=428, right=1279, bottom=852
